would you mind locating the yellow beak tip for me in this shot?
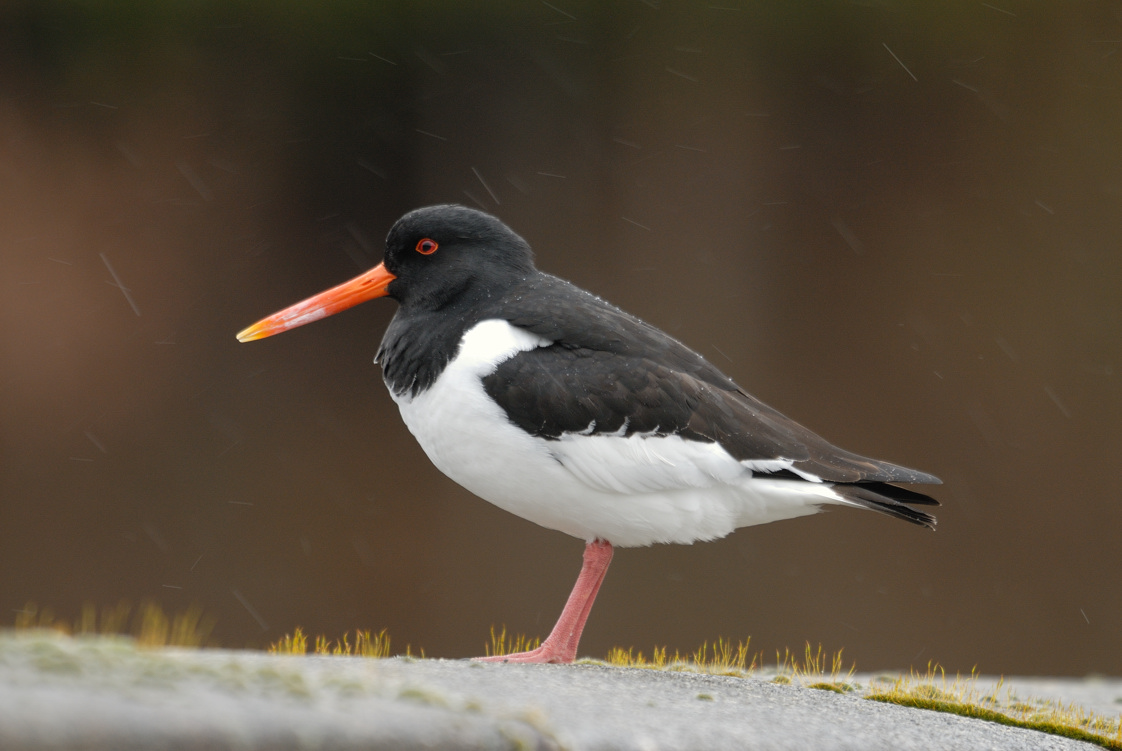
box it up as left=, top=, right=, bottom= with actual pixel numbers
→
left=236, top=325, right=264, bottom=343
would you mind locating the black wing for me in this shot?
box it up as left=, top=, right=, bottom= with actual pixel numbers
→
left=481, top=274, right=939, bottom=527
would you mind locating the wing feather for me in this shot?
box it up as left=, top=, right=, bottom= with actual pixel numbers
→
left=478, top=274, right=941, bottom=491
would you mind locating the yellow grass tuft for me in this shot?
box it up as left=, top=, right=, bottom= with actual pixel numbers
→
left=137, top=603, right=215, bottom=648
left=269, top=626, right=310, bottom=655
left=603, top=637, right=757, bottom=676
left=867, top=663, right=1122, bottom=750
left=604, top=644, right=671, bottom=669
left=601, top=639, right=857, bottom=684
left=690, top=637, right=757, bottom=675
left=268, top=628, right=396, bottom=657
left=775, top=642, right=856, bottom=691
left=484, top=625, right=541, bottom=658
left=14, top=601, right=215, bottom=647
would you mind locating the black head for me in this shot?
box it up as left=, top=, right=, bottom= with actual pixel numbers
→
left=236, top=205, right=535, bottom=343
left=382, top=205, right=537, bottom=311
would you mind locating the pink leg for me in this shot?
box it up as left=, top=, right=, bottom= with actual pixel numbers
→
left=476, top=539, right=614, bottom=664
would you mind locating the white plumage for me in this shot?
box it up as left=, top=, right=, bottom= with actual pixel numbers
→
left=392, top=319, right=848, bottom=547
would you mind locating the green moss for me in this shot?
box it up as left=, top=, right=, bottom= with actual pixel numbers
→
left=868, top=694, right=1122, bottom=750
left=397, top=686, right=449, bottom=707
left=807, top=682, right=853, bottom=694
left=30, top=646, right=84, bottom=675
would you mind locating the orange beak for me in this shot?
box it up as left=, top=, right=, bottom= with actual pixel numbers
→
left=236, top=262, right=396, bottom=342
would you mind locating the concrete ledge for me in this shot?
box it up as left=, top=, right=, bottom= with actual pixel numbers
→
left=0, top=631, right=1109, bottom=750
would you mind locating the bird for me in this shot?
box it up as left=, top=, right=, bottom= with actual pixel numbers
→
left=237, top=204, right=939, bottom=664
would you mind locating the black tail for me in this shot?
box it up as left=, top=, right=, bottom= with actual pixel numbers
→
left=833, top=481, right=939, bottom=530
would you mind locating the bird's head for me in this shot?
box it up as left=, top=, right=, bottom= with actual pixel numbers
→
left=236, top=205, right=535, bottom=342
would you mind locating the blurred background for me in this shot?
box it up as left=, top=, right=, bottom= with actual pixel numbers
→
left=1, top=1, right=1119, bottom=675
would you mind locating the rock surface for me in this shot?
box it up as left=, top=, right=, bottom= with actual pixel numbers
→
left=0, top=631, right=1115, bottom=750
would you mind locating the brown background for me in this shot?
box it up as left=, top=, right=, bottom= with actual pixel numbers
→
left=1, top=1, right=1119, bottom=675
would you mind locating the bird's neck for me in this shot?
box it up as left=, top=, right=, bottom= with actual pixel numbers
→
left=376, top=297, right=489, bottom=399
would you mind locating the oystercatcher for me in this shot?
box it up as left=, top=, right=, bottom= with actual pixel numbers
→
left=238, top=205, right=939, bottom=664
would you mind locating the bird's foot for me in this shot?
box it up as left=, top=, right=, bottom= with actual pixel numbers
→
left=474, top=540, right=613, bottom=665
left=474, top=640, right=575, bottom=664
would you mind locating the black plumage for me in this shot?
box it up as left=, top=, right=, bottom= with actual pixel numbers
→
left=372, top=205, right=939, bottom=530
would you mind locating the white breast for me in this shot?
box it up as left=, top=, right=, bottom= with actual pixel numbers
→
left=390, top=319, right=844, bottom=547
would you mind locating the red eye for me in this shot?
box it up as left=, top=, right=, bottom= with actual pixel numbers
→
left=416, top=238, right=438, bottom=255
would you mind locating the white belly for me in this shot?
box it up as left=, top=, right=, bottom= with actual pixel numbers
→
left=390, top=319, right=841, bottom=547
